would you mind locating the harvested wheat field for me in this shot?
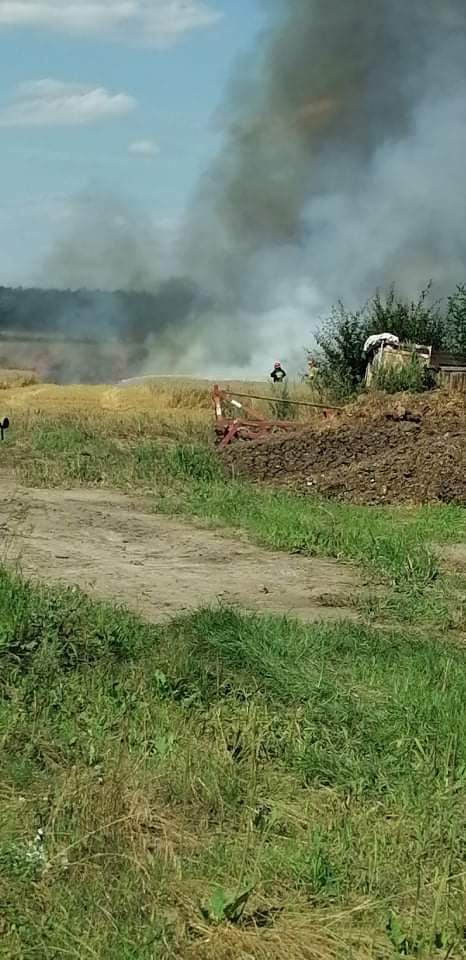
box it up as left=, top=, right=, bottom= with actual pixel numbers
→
left=0, top=367, right=39, bottom=389
left=0, top=381, right=212, bottom=414
left=0, top=378, right=322, bottom=421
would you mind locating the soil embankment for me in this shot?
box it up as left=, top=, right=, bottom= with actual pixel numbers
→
left=221, top=393, right=466, bottom=505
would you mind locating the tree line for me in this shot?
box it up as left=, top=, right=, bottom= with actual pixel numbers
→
left=0, top=280, right=207, bottom=343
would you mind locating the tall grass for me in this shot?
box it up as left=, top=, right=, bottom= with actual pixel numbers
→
left=371, top=354, right=433, bottom=394
left=268, top=382, right=299, bottom=420
left=0, top=570, right=465, bottom=958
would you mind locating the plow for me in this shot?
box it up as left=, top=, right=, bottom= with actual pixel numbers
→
left=212, top=385, right=341, bottom=447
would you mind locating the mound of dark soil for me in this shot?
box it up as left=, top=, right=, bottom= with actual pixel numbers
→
left=221, top=397, right=466, bottom=505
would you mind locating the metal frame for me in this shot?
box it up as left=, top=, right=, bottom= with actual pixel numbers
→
left=212, top=385, right=340, bottom=447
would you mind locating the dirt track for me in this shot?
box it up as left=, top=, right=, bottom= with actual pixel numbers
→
left=0, top=487, right=359, bottom=622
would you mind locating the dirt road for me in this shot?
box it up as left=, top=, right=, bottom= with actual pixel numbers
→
left=0, top=487, right=359, bottom=622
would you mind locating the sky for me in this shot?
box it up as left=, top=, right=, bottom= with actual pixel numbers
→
left=0, top=0, right=265, bottom=285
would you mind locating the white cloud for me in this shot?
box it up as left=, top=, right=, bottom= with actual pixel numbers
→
left=128, top=139, right=159, bottom=158
left=0, top=1, right=222, bottom=45
left=0, top=79, right=136, bottom=127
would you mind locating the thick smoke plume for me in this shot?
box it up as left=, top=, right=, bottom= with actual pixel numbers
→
left=179, top=0, right=466, bottom=373
left=18, top=0, right=466, bottom=380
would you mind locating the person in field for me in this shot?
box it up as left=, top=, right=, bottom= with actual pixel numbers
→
left=270, top=361, right=287, bottom=383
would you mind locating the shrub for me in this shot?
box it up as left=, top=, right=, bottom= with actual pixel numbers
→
left=369, top=283, right=444, bottom=347
left=314, top=284, right=444, bottom=397
left=314, top=302, right=368, bottom=396
left=446, top=285, right=466, bottom=354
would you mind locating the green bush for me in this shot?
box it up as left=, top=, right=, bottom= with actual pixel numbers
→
left=446, top=285, right=466, bottom=353
left=314, top=301, right=368, bottom=396
left=314, top=283, right=444, bottom=397
left=369, top=284, right=444, bottom=346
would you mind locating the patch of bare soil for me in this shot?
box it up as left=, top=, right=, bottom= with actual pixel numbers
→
left=0, top=487, right=360, bottom=623
left=442, top=544, right=466, bottom=571
left=222, top=395, right=466, bottom=505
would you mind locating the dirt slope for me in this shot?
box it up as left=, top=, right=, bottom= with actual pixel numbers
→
left=0, top=487, right=359, bottom=622
left=222, top=395, right=466, bottom=505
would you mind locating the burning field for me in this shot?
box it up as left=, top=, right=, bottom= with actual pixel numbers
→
left=2, top=1, right=466, bottom=953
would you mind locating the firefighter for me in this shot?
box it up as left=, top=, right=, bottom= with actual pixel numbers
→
left=306, top=355, right=318, bottom=380
left=270, top=361, right=287, bottom=384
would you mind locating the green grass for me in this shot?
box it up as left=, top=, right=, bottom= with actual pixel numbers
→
left=7, top=417, right=466, bottom=588
left=6, top=416, right=466, bottom=640
left=0, top=569, right=465, bottom=958
left=159, top=478, right=448, bottom=584
left=1, top=415, right=466, bottom=956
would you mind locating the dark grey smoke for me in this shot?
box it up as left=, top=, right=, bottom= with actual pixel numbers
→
left=180, top=0, right=466, bottom=370
left=32, top=191, right=212, bottom=380
left=32, top=1, right=466, bottom=379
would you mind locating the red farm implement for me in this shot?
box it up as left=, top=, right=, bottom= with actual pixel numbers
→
left=212, top=385, right=340, bottom=447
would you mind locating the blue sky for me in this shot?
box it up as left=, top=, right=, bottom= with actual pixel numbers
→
left=0, top=0, right=265, bottom=285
